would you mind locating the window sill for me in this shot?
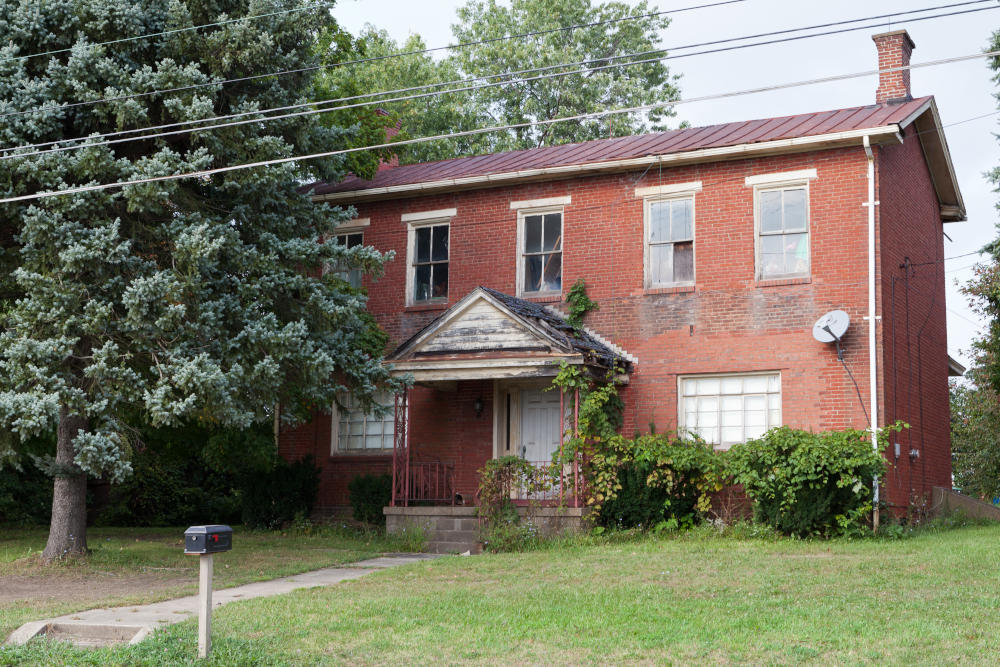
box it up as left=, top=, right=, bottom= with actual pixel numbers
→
left=519, top=293, right=562, bottom=303
left=329, top=452, right=393, bottom=461
left=645, top=284, right=695, bottom=295
left=755, top=276, right=811, bottom=288
left=404, top=301, right=450, bottom=313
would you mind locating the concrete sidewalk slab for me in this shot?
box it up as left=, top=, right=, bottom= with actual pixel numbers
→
left=6, top=552, right=441, bottom=648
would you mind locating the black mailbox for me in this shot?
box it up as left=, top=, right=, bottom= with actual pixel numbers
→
left=184, top=525, right=233, bottom=555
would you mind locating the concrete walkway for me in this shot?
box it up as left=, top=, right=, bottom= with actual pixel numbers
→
left=6, top=553, right=442, bottom=648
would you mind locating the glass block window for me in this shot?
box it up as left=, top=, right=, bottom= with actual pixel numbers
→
left=412, top=223, right=449, bottom=302
left=332, top=232, right=364, bottom=289
left=334, top=392, right=395, bottom=453
left=679, top=373, right=781, bottom=449
left=522, top=212, right=562, bottom=294
left=647, top=197, right=694, bottom=286
left=758, top=186, right=809, bottom=279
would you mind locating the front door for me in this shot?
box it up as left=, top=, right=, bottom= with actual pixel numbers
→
left=518, top=388, right=561, bottom=463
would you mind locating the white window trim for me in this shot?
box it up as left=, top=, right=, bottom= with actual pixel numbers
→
left=744, top=169, right=817, bottom=187
left=643, top=191, right=697, bottom=290
left=516, top=206, right=564, bottom=297
left=634, top=181, right=702, bottom=198
left=510, top=196, right=571, bottom=210
left=405, top=214, right=452, bottom=306
left=676, top=371, right=782, bottom=450
left=327, top=229, right=365, bottom=288
left=330, top=396, right=395, bottom=455
left=401, top=208, right=456, bottom=223
left=752, top=180, right=812, bottom=281
left=335, top=217, right=370, bottom=231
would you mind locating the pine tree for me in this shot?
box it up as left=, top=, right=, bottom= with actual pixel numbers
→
left=0, top=0, right=397, bottom=560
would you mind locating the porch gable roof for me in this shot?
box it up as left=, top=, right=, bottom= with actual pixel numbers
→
left=386, top=287, right=633, bottom=381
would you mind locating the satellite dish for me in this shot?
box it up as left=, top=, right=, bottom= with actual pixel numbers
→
left=812, top=310, right=850, bottom=344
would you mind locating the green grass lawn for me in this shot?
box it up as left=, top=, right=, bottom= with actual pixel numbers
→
left=0, top=524, right=414, bottom=642
left=4, top=523, right=1000, bottom=665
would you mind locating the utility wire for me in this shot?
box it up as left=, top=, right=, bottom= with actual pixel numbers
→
left=2, top=47, right=998, bottom=205
left=0, top=0, right=992, bottom=128
left=0, top=0, right=742, bottom=124
left=4, top=3, right=999, bottom=160
left=0, top=2, right=338, bottom=65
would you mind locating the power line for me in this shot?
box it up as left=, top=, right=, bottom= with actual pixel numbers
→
left=3, top=1, right=993, bottom=137
left=2, top=47, right=997, bottom=205
left=5, top=2, right=998, bottom=160
left=0, top=0, right=743, bottom=124
left=0, top=2, right=338, bottom=66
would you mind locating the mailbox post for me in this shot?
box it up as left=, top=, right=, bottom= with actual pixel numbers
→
left=184, top=525, right=232, bottom=659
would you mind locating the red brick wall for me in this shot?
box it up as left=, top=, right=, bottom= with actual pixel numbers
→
left=281, top=141, right=950, bottom=515
left=876, top=125, right=953, bottom=511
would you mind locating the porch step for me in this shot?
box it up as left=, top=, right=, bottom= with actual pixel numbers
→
left=426, top=540, right=480, bottom=554
left=426, top=529, right=480, bottom=554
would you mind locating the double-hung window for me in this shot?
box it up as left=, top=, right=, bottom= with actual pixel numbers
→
left=645, top=197, right=695, bottom=287
left=748, top=170, right=816, bottom=280
left=331, top=391, right=395, bottom=454
left=332, top=231, right=364, bottom=288
left=403, top=209, right=454, bottom=305
left=512, top=197, right=569, bottom=297
left=678, top=372, right=781, bottom=449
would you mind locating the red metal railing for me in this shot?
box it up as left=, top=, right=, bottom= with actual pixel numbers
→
left=406, top=460, right=456, bottom=505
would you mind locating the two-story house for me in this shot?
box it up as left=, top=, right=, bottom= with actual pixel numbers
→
left=280, top=30, right=965, bottom=543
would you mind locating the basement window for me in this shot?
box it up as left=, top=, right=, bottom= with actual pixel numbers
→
left=678, top=372, right=781, bottom=449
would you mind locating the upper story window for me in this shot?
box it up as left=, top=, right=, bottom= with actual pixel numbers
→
left=637, top=182, right=701, bottom=289
left=747, top=170, right=816, bottom=281
left=678, top=372, right=781, bottom=449
left=512, top=196, right=570, bottom=297
left=403, top=208, right=455, bottom=305
left=332, top=231, right=364, bottom=288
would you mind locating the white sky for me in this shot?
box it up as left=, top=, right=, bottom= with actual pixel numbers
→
left=333, top=0, right=999, bottom=367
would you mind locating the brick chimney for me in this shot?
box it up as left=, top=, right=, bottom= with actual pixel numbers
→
left=872, top=30, right=915, bottom=105
left=375, top=108, right=400, bottom=172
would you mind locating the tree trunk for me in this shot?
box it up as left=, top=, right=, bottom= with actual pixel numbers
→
left=42, top=409, right=89, bottom=561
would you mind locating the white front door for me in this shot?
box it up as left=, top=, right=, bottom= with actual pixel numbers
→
left=518, top=388, right=561, bottom=463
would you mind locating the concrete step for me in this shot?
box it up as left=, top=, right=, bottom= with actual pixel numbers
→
left=426, top=540, right=480, bottom=554
left=22, top=622, right=151, bottom=648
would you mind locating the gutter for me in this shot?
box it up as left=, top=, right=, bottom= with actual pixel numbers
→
left=313, top=126, right=902, bottom=204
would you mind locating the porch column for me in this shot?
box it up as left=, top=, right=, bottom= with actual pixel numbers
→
left=392, top=388, right=410, bottom=507
left=574, top=388, right=580, bottom=509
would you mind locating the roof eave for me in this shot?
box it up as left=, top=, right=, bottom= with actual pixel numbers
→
left=899, top=98, right=966, bottom=222
left=313, top=125, right=903, bottom=205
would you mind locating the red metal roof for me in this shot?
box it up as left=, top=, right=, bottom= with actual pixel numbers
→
left=311, top=97, right=931, bottom=196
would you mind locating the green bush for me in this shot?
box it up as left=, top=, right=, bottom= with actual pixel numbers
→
left=241, top=456, right=320, bottom=529
left=726, top=426, right=889, bottom=537
left=477, top=456, right=551, bottom=552
left=589, top=433, right=723, bottom=530
left=348, top=473, right=392, bottom=525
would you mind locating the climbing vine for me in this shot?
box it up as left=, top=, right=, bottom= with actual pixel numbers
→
left=565, top=278, right=598, bottom=330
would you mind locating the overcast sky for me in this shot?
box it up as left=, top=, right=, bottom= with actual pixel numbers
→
left=333, top=0, right=999, bottom=367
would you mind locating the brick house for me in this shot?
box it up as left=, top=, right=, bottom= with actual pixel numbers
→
left=280, top=30, right=965, bottom=537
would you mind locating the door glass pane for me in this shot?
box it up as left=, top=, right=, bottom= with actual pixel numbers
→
left=760, top=190, right=782, bottom=233
left=415, top=227, right=430, bottom=263
left=432, top=263, right=448, bottom=299
left=525, top=216, right=542, bottom=253
left=649, top=243, right=671, bottom=285
left=415, top=264, right=431, bottom=301
left=543, top=214, right=561, bottom=251
left=782, top=188, right=807, bottom=231
left=431, top=225, right=449, bottom=261
left=524, top=255, right=543, bottom=292
left=542, top=252, right=561, bottom=292
left=672, top=199, right=693, bottom=241
left=673, top=241, right=693, bottom=282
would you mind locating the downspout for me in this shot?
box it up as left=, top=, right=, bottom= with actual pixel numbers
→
left=863, top=135, right=880, bottom=532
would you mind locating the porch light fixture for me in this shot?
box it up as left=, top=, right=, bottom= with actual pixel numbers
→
left=473, top=396, right=484, bottom=418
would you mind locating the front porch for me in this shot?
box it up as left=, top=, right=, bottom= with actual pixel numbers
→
left=380, top=288, right=634, bottom=549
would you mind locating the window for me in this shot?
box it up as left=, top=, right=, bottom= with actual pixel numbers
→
left=332, top=231, right=364, bottom=288
left=412, top=223, right=449, bottom=302
left=403, top=208, right=454, bottom=305
left=645, top=196, right=694, bottom=287
left=678, top=373, right=781, bottom=449
left=519, top=210, right=562, bottom=295
left=332, top=392, right=395, bottom=453
left=756, top=184, right=810, bottom=280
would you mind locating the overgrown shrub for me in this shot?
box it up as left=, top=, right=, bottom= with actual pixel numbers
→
left=348, top=473, right=392, bottom=525
left=477, top=456, right=551, bottom=552
left=726, top=426, right=891, bottom=537
left=241, top=456, right=321, bottom=529
left=589, top=433, right=723, bottom=530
